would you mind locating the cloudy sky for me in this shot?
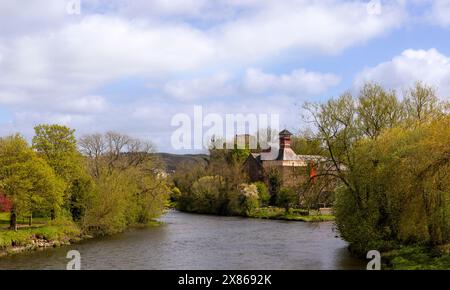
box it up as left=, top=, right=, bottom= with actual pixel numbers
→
left=0, top=0, right=449, bottom=153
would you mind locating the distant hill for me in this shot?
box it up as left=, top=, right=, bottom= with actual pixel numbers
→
left=152, top=153, right=209, bottom=172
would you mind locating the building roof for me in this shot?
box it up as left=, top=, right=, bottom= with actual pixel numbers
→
left=279, top=129, right=293, bottom=136
left=251, top=147, right=325, bottom=162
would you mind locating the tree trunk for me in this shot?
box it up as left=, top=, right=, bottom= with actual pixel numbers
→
left=9, top=210, right=17, bottom=231
left=29, top=214, right=33, bottom=227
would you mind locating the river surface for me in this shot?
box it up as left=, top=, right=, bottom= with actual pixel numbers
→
left=0, top=210, right=365, bottom=270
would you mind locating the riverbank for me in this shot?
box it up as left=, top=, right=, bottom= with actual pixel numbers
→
left=173, top=205, right=335, bottom=222
left=0, top=222, right=88, bottom=257
left=249, top=207, right=335, bottom=222
left=0, top=212, right=167, bottom=257
left=381, top=246, right=450, bottom=270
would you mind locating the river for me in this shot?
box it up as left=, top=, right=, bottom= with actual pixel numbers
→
left=0, top=210, right=365, bottom=270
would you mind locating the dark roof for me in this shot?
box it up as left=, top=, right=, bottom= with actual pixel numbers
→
left=279, top=129, right=293, bottom=136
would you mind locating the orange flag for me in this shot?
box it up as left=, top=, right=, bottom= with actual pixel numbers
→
left=310, top=162, right=317, bottom=184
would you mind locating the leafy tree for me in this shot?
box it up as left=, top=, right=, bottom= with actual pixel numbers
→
left=190, top=176, right=225, bottom=214
left=254, top=181, right=270, bottom=206
left=32, top=124, right=78, bottom=179
left=404, top=81, right=443, bottom=122
left=0, top=135, right=64, bottom=229
left=229, top=183, right=260, bottom=216
left=304, top=82, right=449, bottom=254
left=32, top=124, right=93, bottom=221
left=357, top=83, right=402, bottom=139
left=276, top=187, right=297, bottom=213
left=291, top=130, right=324, bottom=156
left=79, top=132, right=169, bottom=234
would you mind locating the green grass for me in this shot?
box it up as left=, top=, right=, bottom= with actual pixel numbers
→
left=249, top=207, right=335, bottom=222
left=0, top=212, right=81, bottom=252
left=383, top=246, right=450, bottom=270
left=0, top=212, right=50, bottom=228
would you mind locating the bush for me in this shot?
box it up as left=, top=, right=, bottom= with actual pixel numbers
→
left=229, top=183, right=260, bottom=216
left=187, top=176, right=225, bottom=214
left=275, top=188, right=297, bottom=212
left=334, top=116, right=450, bottom=254
left=254, top=182, right=270, bottom=206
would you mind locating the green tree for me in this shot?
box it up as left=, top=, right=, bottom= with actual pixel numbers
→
left=79, top=132, right=169, bottom=234
left=0, top=135, right=64, bottom=229
left=404, top=81, right=443, bottom=122
left=291, top=130, right=324, bottom=156
left=276, top=188, right=297, bottom=213
left=254, top=181, right=270, bottom=206
left=357, top=83, right=402, bottom=139
left=229, top=183, right=260, bottom=216
left=190, top=176, right=225, bottom=214
left=32, top=124, right=92, bottom=221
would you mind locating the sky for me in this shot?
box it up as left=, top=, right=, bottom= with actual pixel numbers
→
left=0, top=0, right=449, bottom=153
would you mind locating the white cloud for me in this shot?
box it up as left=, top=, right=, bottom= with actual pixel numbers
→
left=427, top=0, right=450, bottom=27
left=215, top=0, right=405, bottom=61
left=243, top=68, right=341, bottom=96
left=355, top=48, right=450, bottom=99
left=0, top=0, right=417, bottom=152
left=158, top=68, right=340, bottom=101
left=161, top=73, right=234, bottom=101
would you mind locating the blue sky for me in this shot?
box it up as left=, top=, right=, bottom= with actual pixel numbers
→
left=0, top=0, right=449, bottom=153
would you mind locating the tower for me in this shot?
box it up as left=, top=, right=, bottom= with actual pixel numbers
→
left=279, top=129, right=293, bottom=149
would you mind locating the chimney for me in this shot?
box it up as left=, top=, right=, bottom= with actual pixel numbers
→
left=279, top=129, right=292, bottom=149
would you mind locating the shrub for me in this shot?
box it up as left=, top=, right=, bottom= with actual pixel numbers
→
left=190, top=176, right=225, bottom=214
left=254, top=182, right=270, bottom=206
left=275, top=188, right=297, bottom=212
left=229, top=183, right=260, bottom=216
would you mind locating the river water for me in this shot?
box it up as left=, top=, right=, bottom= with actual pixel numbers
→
left=0, top=210, right=365, bottom=270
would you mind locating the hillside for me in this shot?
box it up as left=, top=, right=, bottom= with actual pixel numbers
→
left=152, top=153, right=209, bottom=172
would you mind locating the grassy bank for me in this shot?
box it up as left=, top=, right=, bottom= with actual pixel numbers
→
left=249, top=207, right=335, bottom=222
left=0, top=212, right=87, bottom=257
left=173, top=204, right=335, bottom=222
left=382, top=246, right=450, bottom=270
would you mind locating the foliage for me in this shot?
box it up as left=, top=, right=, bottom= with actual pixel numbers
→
left=254, top=181, right=270, bottom=206
left=0, top=135, right=65, bottom=228
left=305, top=81, right=450, bottom=255
left=188, top=175, right=225, bottom=214
left=0, top=127, right=169, bottom=242
left=32, top=124, right=93, bottom=221
left=229, top=183, right=259, bottom=216
left=291, top=130, right=324, bottom=156
left=0, top=194, right=12, bottom=212
left=275, top=187, right=298, bottom=212
left=79, top=132, right=169, bottom=235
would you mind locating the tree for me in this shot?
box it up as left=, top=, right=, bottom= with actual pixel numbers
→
left=357, top=83, right=402, bottom=139
left=79, top=132, right=169, bottom=234
left=301, top=82, right=450, bottom=254
left=254, top=181, right=270, bottom=206
left=404, top=81, right=443, bottom=122
left=276, top=188, right=297, bottom=213
left=32, top=124, right=92, bottom=221
left=32, top=124, right=78, bottom=179
left=0, top=135, right=64, bottom=229
left=229, top=183, right=260, bottom=216
left=291, top=130, right=324, bottom=156
left=190, top=176, right=225, bottom=214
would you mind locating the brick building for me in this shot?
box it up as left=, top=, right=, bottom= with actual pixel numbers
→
left=244, top=129, right=326, bottom=188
